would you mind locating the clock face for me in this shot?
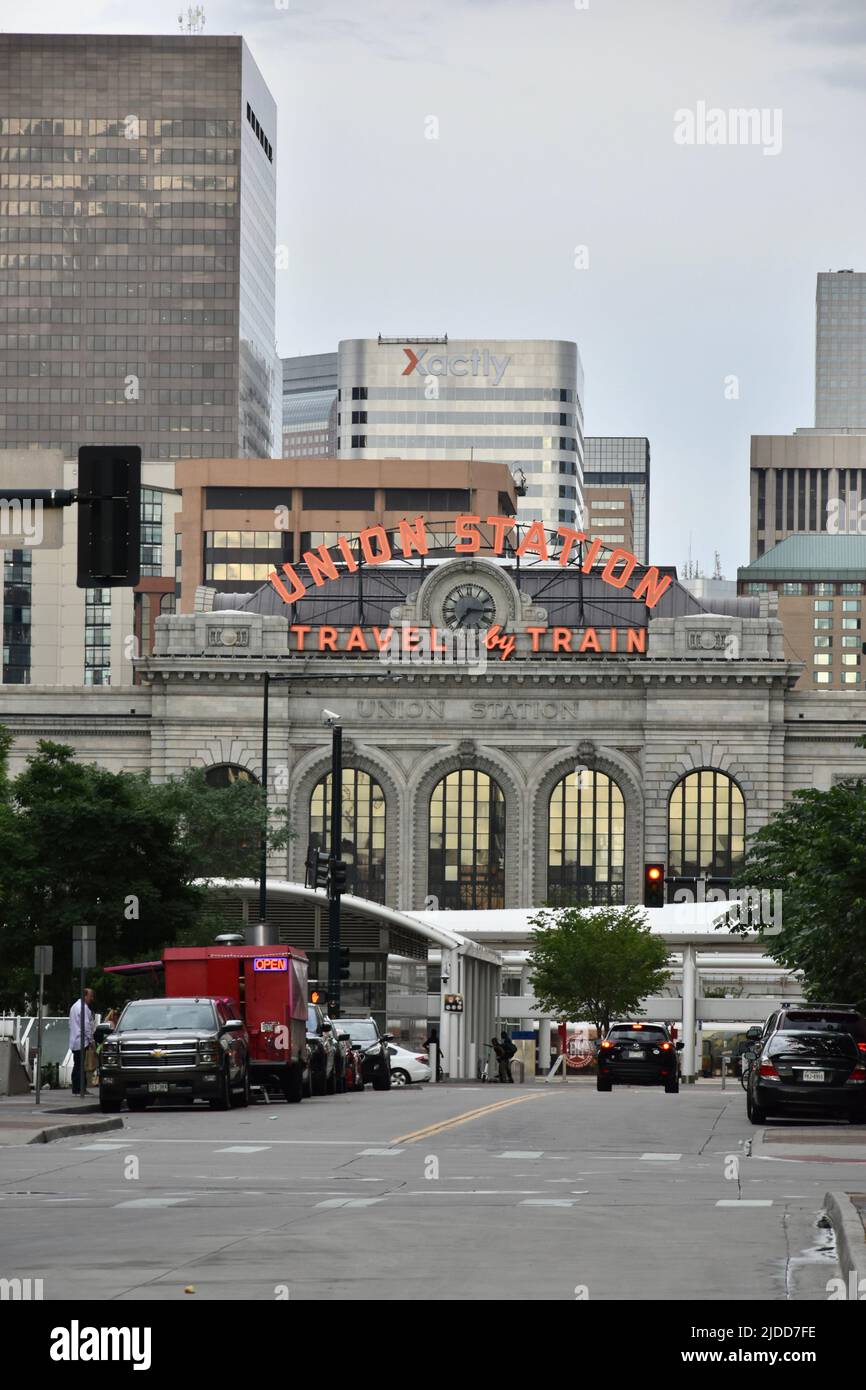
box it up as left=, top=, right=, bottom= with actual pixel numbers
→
left=442, top=582, right=496, bottom=630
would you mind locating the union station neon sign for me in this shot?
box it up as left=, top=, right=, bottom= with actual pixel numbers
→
left=267, top=515, right=671, bottom=659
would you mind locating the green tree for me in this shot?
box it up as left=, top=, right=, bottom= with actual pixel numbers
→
left=731, top=739, right=866, bottom=1008
left=528, top=904, right=671, bottom=1035
left=0, top=731, right=291, bottom=1012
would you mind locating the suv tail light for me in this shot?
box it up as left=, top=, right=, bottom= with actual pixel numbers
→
left=846, top=1065, right=866, bottom=1085
left=660, top=1041, right=672, bottom=1051
left=759, top=1060, right=781, bottom=1080
left=857, top=1042, right=866, bottom=1053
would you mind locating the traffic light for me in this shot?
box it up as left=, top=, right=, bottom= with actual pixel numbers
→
left=314, top=851, right=330, bottom=891
left=339, top=946, right=351, bottom=981
left=76, top=446, right=141, bottom=587
left=328, top=858, right=348, bottom=896
left=644, top=863, right=665, bottom=908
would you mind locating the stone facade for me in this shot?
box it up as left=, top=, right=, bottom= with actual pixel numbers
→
left=1, top=559, right=864, bottom=912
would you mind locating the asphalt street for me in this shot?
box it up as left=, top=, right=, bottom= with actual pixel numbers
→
left=0, top=1080, right=853, bottom=1301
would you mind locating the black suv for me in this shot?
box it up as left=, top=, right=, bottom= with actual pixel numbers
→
left=597, top=1022, right=683, bottom=1093
left=759, top=1004, right=866, bottom=1054
left=332, top=1017, right=393, bottom=1090
left=98, top=996, right=249, bottom=1112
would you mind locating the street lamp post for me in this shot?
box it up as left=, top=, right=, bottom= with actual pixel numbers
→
left=326, top=715, right=343, bottom=1016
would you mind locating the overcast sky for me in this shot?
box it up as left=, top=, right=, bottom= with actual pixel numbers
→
left=3, top=0, right=865, bottom=573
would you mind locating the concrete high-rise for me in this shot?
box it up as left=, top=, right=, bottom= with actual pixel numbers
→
left=0, top=33, right=280, bottom=462
left=336, top=338, right=584, bottom=531
left=815, top=270, right=866, bottom=429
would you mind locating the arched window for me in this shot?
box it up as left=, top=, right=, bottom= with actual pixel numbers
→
left=428, top=768, right=505, bottom=910
left=668, top=769, right=746, bottom=885
left=547, top=769, right=625, bottom=906
left=310, top=769, right=386, bottom=903
left=205, top=764, right=258, bottom=788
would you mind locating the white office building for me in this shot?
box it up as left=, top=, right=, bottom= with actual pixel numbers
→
left=336, top=338, right=584, bottom=531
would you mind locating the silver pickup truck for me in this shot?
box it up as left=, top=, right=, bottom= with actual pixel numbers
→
left=97, top=996, right=250, bottom=1113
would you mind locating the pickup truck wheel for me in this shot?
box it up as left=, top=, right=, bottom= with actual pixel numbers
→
left=281, top=1064, right=303, bottom=1104
left=99, top=1091, right=122, bottom=1113
left=210, top=1065, right=232, bottom=1111
left=126, top=1097, right=148, bottom=1112
left=326, top=1066, right=337, bottom=1096
left=233, top=1065, right=250, bottom=1108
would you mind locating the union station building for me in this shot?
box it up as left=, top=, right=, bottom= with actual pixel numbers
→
left=3, top=534, right=864, bottom=919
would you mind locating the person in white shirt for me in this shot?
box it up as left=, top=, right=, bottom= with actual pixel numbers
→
left=68, top=989, right=94, bottom=1096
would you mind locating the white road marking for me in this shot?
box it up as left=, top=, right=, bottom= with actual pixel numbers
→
left=716, top=1199, right=773, bottom=1207
left=73, top=1144, right=127, bottom=1152
left=114, top=1197, right=191, bottom=1209
left=497, top=1150, right=543, bottom=1158
left=315, top=1197, right=384, bottom=1209
left=214, top=1146, right=271, bottom=1154
left=521, top=1199, right=577, bottom=1207
left=640, top=1153, right=682, bottom=1161
left=357, top=1148, right=404, bottom=1157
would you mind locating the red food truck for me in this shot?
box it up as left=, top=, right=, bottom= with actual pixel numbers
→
left=105, top=944, right=310, bottom=1103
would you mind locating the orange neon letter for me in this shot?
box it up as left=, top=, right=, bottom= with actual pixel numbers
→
left=397, top=516, right=429, bottom=558
left=454, top=514, right=482, bottom=553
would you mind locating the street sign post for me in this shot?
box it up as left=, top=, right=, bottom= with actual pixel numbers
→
left=72, top=926, right=96, bottom=1098
left=32, top=945, right=53, bottom=1106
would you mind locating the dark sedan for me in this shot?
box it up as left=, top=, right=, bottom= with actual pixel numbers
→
left=746, top=1029, right=866, bottom=1124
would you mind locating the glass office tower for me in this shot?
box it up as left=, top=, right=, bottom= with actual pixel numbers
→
left=583, top=437, right=650, bottom=563
left=0, top=33, right=279, bottom=461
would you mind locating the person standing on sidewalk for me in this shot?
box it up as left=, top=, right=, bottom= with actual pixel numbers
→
left=68, top=988, right=94, bottom=1096
left=499, top=1029, right=517, bottom=1082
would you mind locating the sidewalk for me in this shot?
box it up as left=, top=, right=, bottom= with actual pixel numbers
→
left=0, top=1090, right=123, bottom=1146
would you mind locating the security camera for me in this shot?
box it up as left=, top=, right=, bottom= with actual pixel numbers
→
left=321, top=708, right=341, bottom=727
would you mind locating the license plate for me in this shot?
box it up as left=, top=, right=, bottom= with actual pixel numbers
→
left=802, top=1070, right=824, bottom=1083
left=628, top=1050, right=643, bottom=1058
left=147, top=1082, right=169, bottom=1093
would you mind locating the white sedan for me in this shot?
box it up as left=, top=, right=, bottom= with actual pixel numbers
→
left=387, top=1044, right=432, bottom=1086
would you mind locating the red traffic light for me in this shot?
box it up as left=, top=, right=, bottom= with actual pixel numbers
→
left=644, top=863, right=665, bottom=908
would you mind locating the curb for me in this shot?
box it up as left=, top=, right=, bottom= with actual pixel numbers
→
left=28, top=1116, right=125, bottom=1145
left=824, top=1191, right=866, bottom=1287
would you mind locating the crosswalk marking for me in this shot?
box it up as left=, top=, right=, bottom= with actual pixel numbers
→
left=214, top=1146, right=271, bottom=1154
left=315, top=1197, right=384, bottom=1209
left=114, top=1197, right=190, bottom=1209
left=716, top=1199, right=773, bottom=1207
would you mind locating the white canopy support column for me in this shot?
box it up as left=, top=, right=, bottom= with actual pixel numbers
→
left=681, top=943, right=697, bottom=1082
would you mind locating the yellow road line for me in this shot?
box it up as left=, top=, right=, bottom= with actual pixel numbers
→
left=391, top=1093, right=545, bottom=1145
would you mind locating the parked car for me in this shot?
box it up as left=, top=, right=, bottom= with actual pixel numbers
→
left=596, top=1021, right=683, bottom=1094
left=98, top=996, right=249, bottom=1113
left=332, top=1017, right=393, bottom=1090
left=759, top=1004, right=866, bottom=1054
left=305, top=1002, right=339, bottom=1096
left=746, top=1029, right=866, bottom=1124
left=325, top=1017, right=361, bottom=1094
left=340, top=1034, right=366, bottom=1092
left=387, top=1043, right=432, bottom=1086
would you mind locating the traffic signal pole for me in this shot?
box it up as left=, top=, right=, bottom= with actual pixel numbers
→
left=327, top=723, right=343, bottom=1016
